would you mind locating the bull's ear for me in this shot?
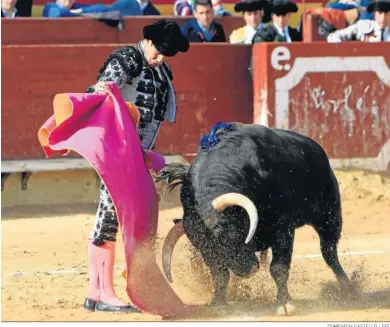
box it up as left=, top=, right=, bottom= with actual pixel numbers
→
left=173, top=218, right=182, bottom=225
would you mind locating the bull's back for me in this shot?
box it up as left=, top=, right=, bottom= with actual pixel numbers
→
left=191, top=124, right=334, bottom=189
left=232, top=125, right=333, bottom=174
left=190, top=124, right=339, bottom=220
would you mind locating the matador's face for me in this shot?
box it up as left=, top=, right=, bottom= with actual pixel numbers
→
left=144, top=40, right=166, bottom=68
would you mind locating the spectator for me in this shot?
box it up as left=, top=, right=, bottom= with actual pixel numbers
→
left=174, top=0, right=194, bottom=15
left=326, top=0, right=374, bottom=20
left=327, top=0, right=390, bottom=41
left=137, top=0, right=160, bottom=15
left=181, top=0, right=226, bottom=42
left=174, top=0, right=230, bottom=18
left=43, top=0, right=142, bottom=18
left=43, top=0, right=89, bottom=17
left=79, top=0, right=142, bottom=16
left=230, top=0, right=267, bottom=44
left=15, top=0, right=32, bottom=17
left=212, top=0, right=231, bottom=16
left=297, top=7, right=360, bottom=40
left=252, top=0, right=302, bottom=43
left=1, top=0, right=19, bottom=18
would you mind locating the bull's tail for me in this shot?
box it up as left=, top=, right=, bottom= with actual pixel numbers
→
left=154, top=163, right=190, bottom=192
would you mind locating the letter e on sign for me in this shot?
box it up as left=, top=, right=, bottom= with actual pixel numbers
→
left=271, top=46, right=291, bottom=71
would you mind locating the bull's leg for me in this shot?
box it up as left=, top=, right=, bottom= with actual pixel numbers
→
left=270, top=228, right=296, bottom=316
left=316, top=229, right=357, bottom=297
left=319, top=238, right=351, bottom=288
left=313, top=201, right=357, bottom=297
left=210, top=265, right=230, bottom=305
left=315, top=179, right=358, bottom=297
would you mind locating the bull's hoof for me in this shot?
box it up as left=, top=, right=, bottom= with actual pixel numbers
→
left=275, top=302, right=296, bottom=316
left=339, top=279, right=360, bottom=300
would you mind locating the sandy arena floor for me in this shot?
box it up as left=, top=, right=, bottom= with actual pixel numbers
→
left=2, top=170, right=390, bottom=321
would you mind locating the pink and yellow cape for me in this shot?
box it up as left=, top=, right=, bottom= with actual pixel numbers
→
left=37, top=82, right=202, bottom=318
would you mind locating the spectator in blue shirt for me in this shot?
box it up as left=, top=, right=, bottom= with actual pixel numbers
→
left=181, top=0, right=227, bottom=42
left=43, top=0, right=142, bottom=17
left=326, top=0, right=374, bottom=20
left=42, top=0, right=89, bottom=17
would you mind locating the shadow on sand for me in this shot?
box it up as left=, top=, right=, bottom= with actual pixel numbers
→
left=179, top=285, right=390, bottom=321
left=1, top=185, right=182, bottom=221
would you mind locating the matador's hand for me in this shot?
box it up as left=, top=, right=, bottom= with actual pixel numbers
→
left=94, top=82, right=111, bottom=94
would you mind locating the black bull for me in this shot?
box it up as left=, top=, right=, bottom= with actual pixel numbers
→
left=155, top=124, right=356, bottom=315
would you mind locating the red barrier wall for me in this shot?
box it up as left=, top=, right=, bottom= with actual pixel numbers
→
left=253, top=42, right=390, bottom=171
left=1, top=17, right=243, bottom=45
left=1, top=43, right=253, bottom=160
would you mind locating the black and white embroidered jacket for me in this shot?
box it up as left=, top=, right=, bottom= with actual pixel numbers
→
left=94, top=42, right=175, bottom=123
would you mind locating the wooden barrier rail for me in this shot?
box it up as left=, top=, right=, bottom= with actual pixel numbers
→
left=1, top=16, right=243, bottom=45
left=2, top=42, right=389, bottom=177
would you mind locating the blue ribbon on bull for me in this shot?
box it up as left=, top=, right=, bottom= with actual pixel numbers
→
left=199, top=121, right=235, bottom=149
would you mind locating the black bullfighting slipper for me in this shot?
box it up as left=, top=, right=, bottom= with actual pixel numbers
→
left=94, top=301, right=142, bottom=313
left=83, top=298, right=98, bottom=311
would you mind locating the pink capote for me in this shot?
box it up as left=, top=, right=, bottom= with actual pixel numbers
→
left=37, top=82, right=202, bottom=318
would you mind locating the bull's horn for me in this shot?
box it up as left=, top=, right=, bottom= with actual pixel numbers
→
left=212, top=193, right=258, bottom=244
left=162, top=220, right=185, bottom=283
